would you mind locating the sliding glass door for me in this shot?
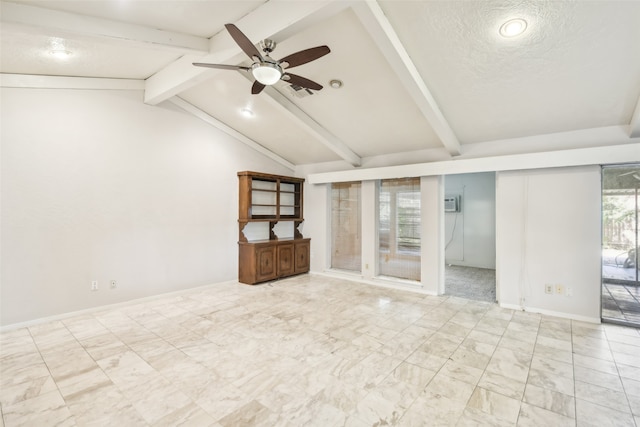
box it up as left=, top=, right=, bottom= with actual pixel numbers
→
left=602, top=165, right=640, bottom=325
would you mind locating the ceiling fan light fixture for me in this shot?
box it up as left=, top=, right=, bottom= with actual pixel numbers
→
left=49, top=49, right=72, bottom=59
left=499, top=18, right=527, bottom=37
left=251, top=62, right=282, bottom=85
left=240, top=108, right=254, bottom=117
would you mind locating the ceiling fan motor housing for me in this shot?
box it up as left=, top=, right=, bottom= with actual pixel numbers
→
left=260, top=39, right=277, bottom=54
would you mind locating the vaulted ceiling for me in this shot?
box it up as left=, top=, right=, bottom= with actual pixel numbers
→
left=2, top=0, right=639, bottom=170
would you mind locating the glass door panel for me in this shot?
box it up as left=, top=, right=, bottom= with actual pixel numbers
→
left=602, top=165, right=640, bottom=326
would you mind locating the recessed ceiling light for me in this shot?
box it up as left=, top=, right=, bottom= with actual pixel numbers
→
left=499, top=18, right=527, bottom=38
left=49, top=49, right=73, bottom=59
left=240, top=108, right=254, bottom=117
left=329, top=79, right=343, bottom=89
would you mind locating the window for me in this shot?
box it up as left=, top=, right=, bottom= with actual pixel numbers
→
left=378, top=178, right=421, bottom=280
left=331, top=182, right=362, bottom=272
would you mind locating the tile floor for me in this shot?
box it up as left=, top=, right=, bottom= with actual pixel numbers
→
left=1, top=274, right=640, bottom=426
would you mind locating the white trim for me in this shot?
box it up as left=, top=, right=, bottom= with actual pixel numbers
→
left=500, top=303, right=601, bottom=324
left=0, top=280, right=239, bottom=332
left=308, top=142, right=640, bottom=184
left=0, top=73, right=145, bottom=90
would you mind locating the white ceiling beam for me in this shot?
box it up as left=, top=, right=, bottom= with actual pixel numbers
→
left=0, top=73, right=144, bottom=90
left=168, top=97, right=295, bottom=171
left=351, top=1, right=461, bottom=156
left=629, top=93, right=640, bottom=138
left=144, top=0, right=349, bottom=106
left=262, top=85, right=362, bottom=167
left=0, top=1, right=209, bottom=54
left=308, top=142, right=640, bottom=185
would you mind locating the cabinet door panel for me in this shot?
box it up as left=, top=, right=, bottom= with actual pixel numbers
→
left=256, top=246, right=277, bottom=282
left=278, top=243, right=295, bottom=277
left=294, top=240, right=310, bottom=273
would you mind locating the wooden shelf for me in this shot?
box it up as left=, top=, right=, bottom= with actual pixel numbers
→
left=237, top=171, right=310, bottom=285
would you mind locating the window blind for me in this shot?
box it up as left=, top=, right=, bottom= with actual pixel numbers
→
left=331, top=182, right=362, bottom=272
left=378, top=178, right=421, bottom=281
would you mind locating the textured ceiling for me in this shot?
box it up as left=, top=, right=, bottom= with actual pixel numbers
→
left=1, top=0, right=639, bottom=167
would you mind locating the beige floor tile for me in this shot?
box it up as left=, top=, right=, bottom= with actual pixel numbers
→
left=574, top=365, right=623, bottom=392
left=575, top=380, right=631, bottom=414
left=0, top=375, right=57, bottom=406
left=477, top=370, right=527, bottom=400
left=523, top=383, right=575, bottom=418
left=457, top=407, right=514, bottom=426
left=3, top=276, right=640, bottom=427
left=517, top=402, right=575, bottom=427
left=466, top=386, right=521, bottom=423
left=2, top=390, right=75, bottom=427
left=527, top=368, right=575, bottom=396
left=486, top=347, right=532, bottom=383
left=576, top=398, right=635, bottom=427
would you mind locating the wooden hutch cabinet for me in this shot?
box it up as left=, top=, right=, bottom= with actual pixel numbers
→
left=237, top=171, right=310, bottom=285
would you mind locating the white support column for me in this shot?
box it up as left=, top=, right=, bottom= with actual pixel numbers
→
left=421, top=175, right=444, bottom=295
left=361, top=180, right=377, bottom=280
left=629, top=94, right=640, bottom=138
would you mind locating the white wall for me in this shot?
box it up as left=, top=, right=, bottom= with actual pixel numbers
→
left=496, top=166, right=602, bottom=321
left=444, top=172, right=496, bottom=269
left=1, top=88, right=293, bottom=326
left=301, top=163, right=603, bottom=322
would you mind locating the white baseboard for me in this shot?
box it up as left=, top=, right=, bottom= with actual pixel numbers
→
left=499, top=303, right=601, bottom=324
left=0, top=280, right=239, bottom=332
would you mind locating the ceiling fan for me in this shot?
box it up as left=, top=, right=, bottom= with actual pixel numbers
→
left=193, top=24, right=330, bottom=95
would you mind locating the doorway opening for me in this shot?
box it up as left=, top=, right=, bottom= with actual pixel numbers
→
left=444, top=172, right=497, bottom=302
left=602, top=164, right=640, bottom=326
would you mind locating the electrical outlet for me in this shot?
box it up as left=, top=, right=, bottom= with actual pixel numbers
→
left=545, top=284, right=553, bottom=294
left=566, top=287, right=573, bottom=297
left=91, top=280, right=98, bottom=291
left=555, top=284, right=564, bottom=295
left=110, top=280, right=117, bottom=289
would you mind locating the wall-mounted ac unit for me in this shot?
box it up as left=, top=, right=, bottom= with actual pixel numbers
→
left=444, top=195, right=461, bottom=212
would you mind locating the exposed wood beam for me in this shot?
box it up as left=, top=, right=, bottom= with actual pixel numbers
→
left=0, top=1, right=209, bottom=54
left=168, top=97, right=295, bottom=171
left=144, top=0, right=348, bottom=106
left=0, top=73, right=144, bottom=90
left=629, top=93, right=640, bottom=138
left=351, top=1, right=461, bottom=156
left=261, top=85, right=362, bottom=167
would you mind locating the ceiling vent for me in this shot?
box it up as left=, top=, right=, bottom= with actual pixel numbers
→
left=286, top=84, right=314, bottom=98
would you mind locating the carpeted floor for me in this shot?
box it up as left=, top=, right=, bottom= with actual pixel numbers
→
left=445, top=265, right=496, bottom=303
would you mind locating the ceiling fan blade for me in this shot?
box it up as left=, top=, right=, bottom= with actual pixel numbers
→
left=193, top=63, right=250, bottom=71
left=279, top=46, right=330, bottom=69
left=225, top=23, right=262, bottom=61
left=251, top=80, right=266, bottom=95
left=283, top=73, right=323, bottom=91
